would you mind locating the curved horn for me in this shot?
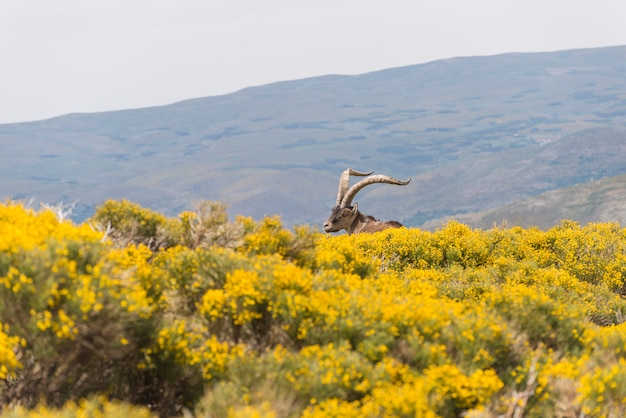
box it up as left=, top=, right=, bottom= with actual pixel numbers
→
left=340, top=175, right=411, bottom=208
left=335, top=168, right=373, bottom=206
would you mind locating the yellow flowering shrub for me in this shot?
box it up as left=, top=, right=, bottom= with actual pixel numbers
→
left=0, top=325, right=23, bottom=379
left=105, top=244, right=164, bottom=308
left=300, top=363, right=503, bottom=418
left=92, top=198, right=190, bottom=251
left=197, top=254, right=296, bottom=341
left=0, top=202, right=102, bottom=254
left=315, top=234, right=380, bottom=278
left=300, top=398, right=379, bottom=418
left=431, top=221, right=492, bottom=268
left=225, top=402, right=278, bottom=418
left=6, top=200, right=626, bottom=417
left=486, top=225, right=558, bottom=267
left=578, top=359, right=626, bottom=416
left=241, top=216, right=316, bottom=267
left=485, top=283, right=588, bottom=353
left=425, top=364, right=504, bottom=414
left=141, top=319, right=244, bottom=382
left=362, top=377, right=439, bottom=418
left=590, top=322, right=626, bottom=357
left=0, top=395, right=155, bottom=418
left=284, top=342, right=377, bottom=400
left=0, top=202, right=173, bottom=415
left=548, top=221, right=626, bottom=291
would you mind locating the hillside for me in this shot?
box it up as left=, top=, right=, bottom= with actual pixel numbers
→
left=430, top=172, right=626, bottom=229
left=1, top=45, right=626, bottom=226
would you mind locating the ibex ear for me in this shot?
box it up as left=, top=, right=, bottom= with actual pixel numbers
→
left=352, top=203, right=359, bottom=213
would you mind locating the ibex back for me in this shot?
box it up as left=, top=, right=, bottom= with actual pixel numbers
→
left=323, top=169, right=411, bottom=235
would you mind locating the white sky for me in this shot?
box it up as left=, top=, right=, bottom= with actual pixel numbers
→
left=1, top=0, right=625, bottom=124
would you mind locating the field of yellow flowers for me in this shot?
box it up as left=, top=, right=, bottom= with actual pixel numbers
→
left=2, top=199, right=626, bottom=417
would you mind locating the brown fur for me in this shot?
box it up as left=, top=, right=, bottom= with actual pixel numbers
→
left=323, top=205, right=404, bottom=235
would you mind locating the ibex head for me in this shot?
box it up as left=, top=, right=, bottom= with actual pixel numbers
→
left=323, top=168, right=411, bottom=234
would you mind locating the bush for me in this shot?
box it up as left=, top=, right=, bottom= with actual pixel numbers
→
left=90, top=199, right=179, bottom=250
left=4, top=201, right=626, bottom=417
left=0, top=395, right=155, bottom=418
left=179, top=201, right=243, bottom=249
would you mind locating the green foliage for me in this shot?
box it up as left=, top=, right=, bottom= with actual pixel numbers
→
left=90, top=199, right=180, bottom=250
left=4, top=200, right=626, bottom=417
left=240, top=215, right=317, bottom=267
left=178, top=201, right=244, bottom=249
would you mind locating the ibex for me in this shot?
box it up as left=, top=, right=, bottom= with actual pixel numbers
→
left=323, top=168, right=411, bottom=234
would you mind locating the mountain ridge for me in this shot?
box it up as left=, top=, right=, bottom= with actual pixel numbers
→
left=2, top=45, right=626, bottom=228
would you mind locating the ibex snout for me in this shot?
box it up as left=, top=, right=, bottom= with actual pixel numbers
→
left=323, top=206, right=356, bottom=233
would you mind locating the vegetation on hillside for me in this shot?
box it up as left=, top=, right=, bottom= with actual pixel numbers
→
left=443, top=171, right=626, bottom=230
left=2, top=199, right=626, bottom=417
left=4, top=47, right=626, bottom=227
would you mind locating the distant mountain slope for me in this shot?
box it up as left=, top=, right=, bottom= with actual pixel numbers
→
left=1, top=45, right=626, bottom=226
left=432, top=172, right=626, bottom=230
left=407, top=126, right=626, bottom=225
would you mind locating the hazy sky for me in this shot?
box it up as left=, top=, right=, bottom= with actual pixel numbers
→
left=1, top=0, right=625, bottom=124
